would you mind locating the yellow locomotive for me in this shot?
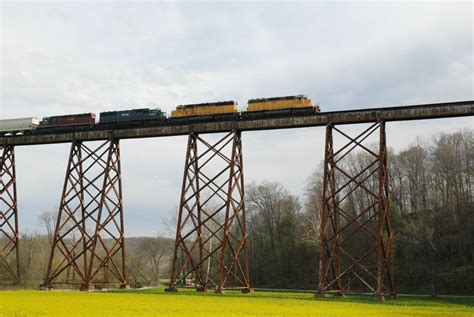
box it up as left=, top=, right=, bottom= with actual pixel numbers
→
left=170, top=101, right=238, bottom=118
left=246, top=95, right=317, bottom=112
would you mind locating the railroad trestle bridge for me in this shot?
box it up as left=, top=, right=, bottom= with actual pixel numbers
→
left=0, top=100, right=472, bottom=300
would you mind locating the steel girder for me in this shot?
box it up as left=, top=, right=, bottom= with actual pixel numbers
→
left=167, top=131, right=251, bottom=293
left=0, top=145, right=20, bottom=284
left=2, top=101, right=472, bottom=147
left=317, top=122, right=395, bottom=301
left=42, top=140, right=128, bottom=290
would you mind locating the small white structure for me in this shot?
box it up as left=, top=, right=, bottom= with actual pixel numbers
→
left=0, top=117, right=40, bottom=133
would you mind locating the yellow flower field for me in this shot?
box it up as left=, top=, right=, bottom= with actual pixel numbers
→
left=0, top=288, right=472, bottom=317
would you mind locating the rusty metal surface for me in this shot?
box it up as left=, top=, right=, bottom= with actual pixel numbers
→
left=316, top=122, right=395, bottom=301
left=1, top=101, right=472, bottom=146
left=0, top=146, right=20, bottom=284
left=42, top=140, right=128, bottom=290
left=167, top=131, right=250, bottom=293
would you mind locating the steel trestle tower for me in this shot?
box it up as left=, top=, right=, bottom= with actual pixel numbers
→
left=42, top=139, right=129, bottom=290
left=317, top=122, right=395, bottom=301
left=167, top=131, right=251, bottom=293
left=0, top=146, right=20, bottom=284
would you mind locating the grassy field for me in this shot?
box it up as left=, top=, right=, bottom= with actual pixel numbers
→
left=0, top=288, right=473, bottom=317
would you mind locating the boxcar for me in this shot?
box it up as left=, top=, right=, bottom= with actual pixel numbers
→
left=170, top=101, right=238, bottom=118
left=39, top=113, right=96, bottom=127
left=0, top=117, right=40, bottom=133
left=99, top=108, right=166, bottom=124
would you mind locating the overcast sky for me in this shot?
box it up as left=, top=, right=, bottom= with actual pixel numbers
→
left=1, top=1, right=473, bottom=236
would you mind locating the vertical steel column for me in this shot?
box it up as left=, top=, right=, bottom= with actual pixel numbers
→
left=167, top=131, right=250, bottom=293
left=375, top=122, right=396, bottom=300
left=317, top=124, right=343, bottom=297
left=0, top=146, right=20, bottom=284
left=42, top=139, right=128, bottom=290
left=317, top=121, right=395, bottom=300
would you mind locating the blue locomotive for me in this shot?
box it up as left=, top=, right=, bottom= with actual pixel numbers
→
left=99, top=108, right=166, bottom=124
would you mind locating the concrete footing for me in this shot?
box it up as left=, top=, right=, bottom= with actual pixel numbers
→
left=164, top=287, right=178, bottom=292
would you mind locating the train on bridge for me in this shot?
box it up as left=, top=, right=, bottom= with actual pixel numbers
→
left=0, top=95, right=319, bottom=135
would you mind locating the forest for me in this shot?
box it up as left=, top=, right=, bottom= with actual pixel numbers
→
left=1, top=129, right=472, bottom=295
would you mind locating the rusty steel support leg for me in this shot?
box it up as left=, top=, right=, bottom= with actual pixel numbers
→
left=0, top=146, right=20, bottom=285
left=374, top=122, right=396, bottom=301
left=42, top=140, right=128, bottom=290
left=316, top=126, right=331, bottom=298
left=316, top=125, right=342, bottom=297
left=167, top=131, right=250, bottom=293
left=317, top=121, right=395, bottom=300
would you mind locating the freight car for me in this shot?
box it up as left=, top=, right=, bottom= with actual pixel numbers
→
left=0, top=117, right=40, bottom=134
left=99, top=108, right=166, bottom=124
left=39, top=113, right=96, bottom=127
left=170, top=101, right=238, bottom=119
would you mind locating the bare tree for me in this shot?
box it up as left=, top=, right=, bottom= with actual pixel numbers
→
left=137, top=237, right=172, bottom=286
left=38, top=211, right=57, bottom=244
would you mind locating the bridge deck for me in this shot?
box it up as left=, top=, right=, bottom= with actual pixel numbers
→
left=1, top=101, right=472, bottom=146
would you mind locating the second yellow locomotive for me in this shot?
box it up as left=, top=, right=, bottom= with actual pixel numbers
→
left=247, top=95, right=316, bottom=112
